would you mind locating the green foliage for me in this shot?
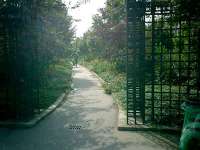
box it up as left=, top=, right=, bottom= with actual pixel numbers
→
left=37, top=0, right=75, bottom=62
left=78, top=0, right=126, bottom=61
left=102, top=83, right=112, bottom=95
left=39, top=60, right=72, bottom=109
left=82, top=58, right=127, bottom=110
left=0, top=0, right=74, bottom=119
left=173, top=0, right=200, bottom=21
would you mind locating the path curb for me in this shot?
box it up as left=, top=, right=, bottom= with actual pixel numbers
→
left=0, top=90, right=70, bottom=128
left=116, top=104, right=179, bottom=149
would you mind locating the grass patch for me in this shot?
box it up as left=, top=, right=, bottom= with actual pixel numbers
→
left=39, top=59, right=72, bottom=109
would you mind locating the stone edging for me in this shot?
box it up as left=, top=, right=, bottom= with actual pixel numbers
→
left=0, top=90, right=69, bottom=128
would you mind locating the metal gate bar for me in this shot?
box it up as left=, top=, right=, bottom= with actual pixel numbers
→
left=0, top=1, right=44, bottom=120
left=127, top=0, right=145, bottom=125
left=127, top=0, right=200, bottom=127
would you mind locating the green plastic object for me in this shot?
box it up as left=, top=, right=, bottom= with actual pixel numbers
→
left=195, top=114, right=200, bottom=123
left=179, top=121, right=200, bottom=150
left=179, top=103, right=200, bottom=150
left=181, top=102, right=200, bottom=128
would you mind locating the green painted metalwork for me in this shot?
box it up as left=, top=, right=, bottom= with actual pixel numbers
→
left=0, top=0, right=69, bottom=121
left=127, top=0, right=200, bottom=127
left=0, top=0, right=39, bottom=120
left=127, top=0, right=146, bottom=124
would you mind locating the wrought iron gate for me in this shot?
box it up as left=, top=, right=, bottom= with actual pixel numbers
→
left=127, top=0, right=200, bottom=127
left=0, top=1, right=39, bottom=120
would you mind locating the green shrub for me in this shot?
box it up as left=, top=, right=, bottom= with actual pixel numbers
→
left=103, top=83, right=112, bottom=95
left=39, top=60, right=72, bottom=109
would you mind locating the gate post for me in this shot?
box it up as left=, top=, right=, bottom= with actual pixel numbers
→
left=126, top=0, right=145, bottom=125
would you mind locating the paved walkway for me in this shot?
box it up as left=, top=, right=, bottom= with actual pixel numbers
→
left=0, top=66, right=174, bottom=150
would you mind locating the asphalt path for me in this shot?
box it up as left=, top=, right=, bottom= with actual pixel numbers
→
left=0, top=65, right=174, bottom=150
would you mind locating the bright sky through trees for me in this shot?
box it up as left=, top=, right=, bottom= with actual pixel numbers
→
left=63, top=0, right=106, bottom=37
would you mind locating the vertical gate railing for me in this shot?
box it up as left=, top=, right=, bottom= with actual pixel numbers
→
left=0, top=1, right=41, bottom=120
left=127, top=0, right=200, bottom=127
left=127, top=0, right=145, bottom=125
